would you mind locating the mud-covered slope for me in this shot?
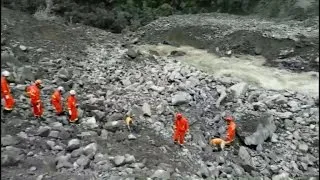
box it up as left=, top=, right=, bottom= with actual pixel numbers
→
left=137, top=13, right=319, bottom=73
left=1, top=7, right=319, bottom=180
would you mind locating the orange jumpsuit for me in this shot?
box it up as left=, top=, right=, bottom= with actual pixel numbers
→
left=66, top=95, right=78, bottom=122
left=210, top=121, right=236, bottom=147
left=173, top=117, right=189, bottom=145
left=1, top=76, right=15, bottom=111
left=51, top=90, right=63, bottom=115
left=26, top=84, right=44, bottom=117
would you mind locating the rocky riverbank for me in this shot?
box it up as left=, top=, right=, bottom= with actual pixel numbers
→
left=1, top=7, right=319, bottom=180
left=137, top=13, right=319, bottom=73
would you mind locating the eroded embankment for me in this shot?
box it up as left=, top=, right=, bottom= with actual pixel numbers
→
left=135, top=44, right=319, bottom=97
left=137, top=14, right=319, bottom=73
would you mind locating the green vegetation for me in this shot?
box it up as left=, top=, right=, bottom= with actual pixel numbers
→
left=1, top=0, right=318, bottom=33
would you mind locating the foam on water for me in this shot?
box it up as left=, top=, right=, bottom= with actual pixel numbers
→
left=137, top=44, right=319, bottom=97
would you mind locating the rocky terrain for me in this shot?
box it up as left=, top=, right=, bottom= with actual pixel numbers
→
left=137, top=13, right=319, bottom=73
left=1, top=7, right=319, bottom=180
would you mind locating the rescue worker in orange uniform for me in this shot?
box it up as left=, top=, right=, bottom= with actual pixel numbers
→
left=66, top=90, right=79, bottom=123
left=26, top=80, right=44, bottom=118
left=210, top=115, right=236, bottom=150
left=51, top=86, right=64, bottom=115
left=1, top=71, right=15, bottom=112
left=173, top=113, right=189, bottom=147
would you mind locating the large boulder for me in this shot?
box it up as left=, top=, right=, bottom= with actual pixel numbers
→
left=171, top=91, right=192, bottom=105
left=236, top=111, right=276, bottom=146
left=14, top=66, right=35, bottom=83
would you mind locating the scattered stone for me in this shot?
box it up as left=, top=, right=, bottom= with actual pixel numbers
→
left=171, top=91, right=192, bottom=105
left=19, top=45, right=27, bottom=51
left=37, top=126, right=51, bottom=137
left=92, top=110, right=106, bottom=121
left=237, top=112, right=276, bottom=146
left=83, top=143, right=98, bottom=156
left=127, top=48, right=137, bottom=59
left=124, top=154, right=135, bottom=164
left=113, top=155, right=125, bottom=167
left=100, top=129, right=108, bottom=140
left=1, top=135, right=19, bottom=147
left=105, top=121, right=122, bottom=132
left=142, top=102, right=152, bottom=117
left=48, top=130, right=60, bottom=139
left=81, top=117, right=99, bottom=129
left=128, top=134, right=137, bottom=140
left=239, top=146, right=251, bottom=164
left=151, top=169, right=171, bottom=179
left=46, top=140, right=55, bottom=150
left=67, top=139, right=81, bottom=151
left=170, top=50, right=186, bottom=57
left=228, top=82, right=248, bottom=99
left=75, top=155, right=90, bottom=168
left=299, top=143, right=309, bottom=152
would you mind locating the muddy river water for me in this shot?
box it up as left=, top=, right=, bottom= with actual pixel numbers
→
left=136, top=44, right=319, bottom=97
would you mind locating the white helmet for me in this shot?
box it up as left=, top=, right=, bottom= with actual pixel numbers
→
left=2, top=70, right=10, bottom=77
left=57, top=86, right=64, bottom=92
left=70, top=90, right=76, bottom=95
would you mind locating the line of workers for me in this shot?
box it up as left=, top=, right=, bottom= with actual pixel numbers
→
left=2, top=70, right=236, bottom=149
left=1, top=70, right=79, bottom=123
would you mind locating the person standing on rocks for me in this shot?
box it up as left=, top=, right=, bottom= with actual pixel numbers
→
left=26, top=79, right=44, bottom=119
left=173, top=113, right=189, bottom=147
left=1, top=70, right=15, bottom=112
left=210, top=115, right=236, bottom=150
left=66, top=90, right=79, bottom=123
left=51, top=86, right=65, bottom=116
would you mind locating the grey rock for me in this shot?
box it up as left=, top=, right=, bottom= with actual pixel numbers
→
left=198, top=164, right=210, bottom=178
left=75, top=155, right=90, bottom=168
left=228, top=82, right=248, bottom=99
left=150, top=85, right=165, bottom=92
left=142, top=102, right=152, bottom=117
left=256, top=144, right=263, bottom=152
left=57, top=68, right=71, bottom=81
left=71, top=148, right=83, bottom=158
left=37, top=126, right=51, bottom=137
left=171, top=91, right=192, bottom=105
left=81, top=117, right=99, bottom=129
left=67, top=139, right=81, bottom=151
left=124, top=154, right=135, bottom=164
left=237, top=112, right=276, bottom=146
left=151, top=169, right=171, bottom=180
left=192, top=131, right=207, bottom=149
left=288, top=100, right=300, bottom=112
left=15, top=66, right=35, bottom=83
left=100, top=129, right=108, bottom=140
left=284, top=119, right=294, bottom=129
left=298, top=143, right=309, bottom=152
left=1, top=135, right=19, bottom=147
left=128, top=134, right=137, bottom=140
left=1, top=146, right=24, bottom=166
left=56, top=154, right=73, bottom=169
left=48, top=130, right=60, bottom=139
left=104, top=121, right=122, bottom=132
left=108, top=113, right=124, bottom=122
left=127, top=48, right=137, bottom=59
left=46, top=140, right=55, bottom=150
left=113, top=155, right=125, bottom=167
left=278, top=111, right=293, bottom=119
left=170, top=50, right=186, bottom=57
left=239, top=146, right=251, bottom=164
left=92, top=110, right=106, bottom=121
left=83, top=143, right=98, bottom=156
left=272, top=172, right=291, bottom=180
left=19, top=45, right=27, bottom=51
